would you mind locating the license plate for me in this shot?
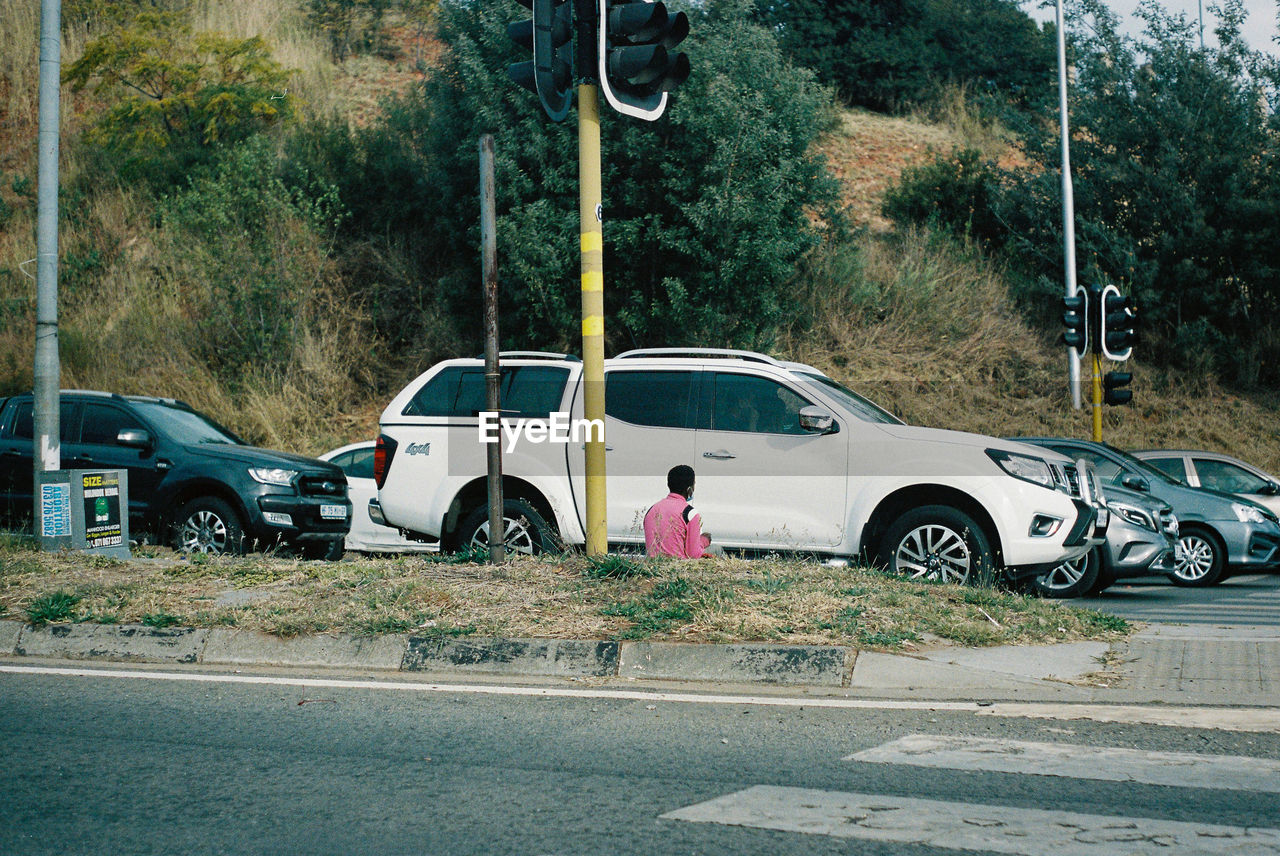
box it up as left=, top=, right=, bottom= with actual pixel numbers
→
left=320, top=504, right=347, bottom=520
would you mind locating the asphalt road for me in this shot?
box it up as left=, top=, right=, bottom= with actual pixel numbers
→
left=1073, top=570, right=1280, bottom=626
left=2, top=665, right=1279, bottom=855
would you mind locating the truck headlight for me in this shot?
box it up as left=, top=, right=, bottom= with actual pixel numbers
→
left=987, top=450, right=1055, bottom=490
left=249, top=467, right=298, bottom=487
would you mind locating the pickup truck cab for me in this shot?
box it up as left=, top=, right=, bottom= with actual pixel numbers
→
left=375, top=350, right=1105, bottom=583
left=0, top=391, right=350, bottom=556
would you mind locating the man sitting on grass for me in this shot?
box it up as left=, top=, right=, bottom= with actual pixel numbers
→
left=643, top=464, right=712, bottom=559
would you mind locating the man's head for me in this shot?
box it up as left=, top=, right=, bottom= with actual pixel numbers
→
left=667, top=464, right=696, bottom=499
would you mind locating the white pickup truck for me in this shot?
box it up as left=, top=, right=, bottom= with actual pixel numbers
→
left=372, top=349, right=1105, bottom=584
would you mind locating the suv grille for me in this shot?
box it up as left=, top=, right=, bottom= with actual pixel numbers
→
left=300, top=476, right=346, bottom=499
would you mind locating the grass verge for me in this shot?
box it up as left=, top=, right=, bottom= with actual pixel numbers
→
left=0, top=542, right=1130, bottom=651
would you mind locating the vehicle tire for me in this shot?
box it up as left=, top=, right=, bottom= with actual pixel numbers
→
left=1031, top=546, right=1101, bottom=598
left=877, top=505, right=997, bottom=586
left=1168, top=527, right=1226, bottom=587
left=173, top=496, right=245, bottom=556
left=1086, top=565, right=1116, bottom=596
left=458, top=499, right=558, bottom=557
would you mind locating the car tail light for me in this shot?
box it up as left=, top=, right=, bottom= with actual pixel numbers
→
left=374, top=434, right=397, bottom=489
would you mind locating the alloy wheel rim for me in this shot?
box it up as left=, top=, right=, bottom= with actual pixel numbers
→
left=894, top=524, right=972, bottom=584
left=180, top=510, right=227, bottom=554
left=1042, top=552, right=1089, bottom=590
left=469, top=515, right=537, bottom=555
left=1173, top=535, right=1214, bottom=581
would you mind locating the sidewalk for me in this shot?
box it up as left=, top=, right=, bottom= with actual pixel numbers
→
left=3, top=618, right=1277, bottom=709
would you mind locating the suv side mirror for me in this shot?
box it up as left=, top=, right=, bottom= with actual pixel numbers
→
left=117, top=428, right=153, bottom=450
left=1121, top=473, right=1150, bottom=492
left=798, top=406, right=835, bottom=434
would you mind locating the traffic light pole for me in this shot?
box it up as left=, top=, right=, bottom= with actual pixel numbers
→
left=578, top=82, right=607, bottom=557
left=1091, top=353, right=1103, bottom=443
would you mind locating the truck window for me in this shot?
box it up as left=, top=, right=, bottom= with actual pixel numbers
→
left=605, top=371, right=695, bottom=428
left=404, top=365, right=570, bottom=417
left=81, top=403, right=146, bottom=446
left=711, top=373, right=811, bottom=435
left=8, top=400, right=77, bottom=442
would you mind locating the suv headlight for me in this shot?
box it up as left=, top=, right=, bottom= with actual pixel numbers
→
left=986, top=450, right=1055, bottom=490
left=1109, top=501, right=1156, bottom=531
left=1233, top=502, right=1272, bottom=524
left=249, top=467, right=298, bottom=487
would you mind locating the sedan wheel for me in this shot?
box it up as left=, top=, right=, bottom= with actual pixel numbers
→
left=1169, top=528, right=1225, bottom=587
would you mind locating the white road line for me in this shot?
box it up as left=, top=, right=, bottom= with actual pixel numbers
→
left=2, top=664, right=1279, bottom=732
left=846, top=734, right=1280, bottom=793
left=662, top=785, right=1280, bottom=855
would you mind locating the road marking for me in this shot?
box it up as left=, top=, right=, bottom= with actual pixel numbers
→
left=662, top=785, right=1280, bottom=855
left=2, top=664, right=1278, bottom=732
left=847, top=735, right=1280, bottom=793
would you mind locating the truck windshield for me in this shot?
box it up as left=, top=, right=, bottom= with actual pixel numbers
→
left=796, top=373, right=903, bottom=425
left=131, top=401, right=243, bottom=445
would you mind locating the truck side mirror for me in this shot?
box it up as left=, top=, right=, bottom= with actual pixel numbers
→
left=799, top=406, right=835, bottom=434
left=117, top=428, right=153, bottom=451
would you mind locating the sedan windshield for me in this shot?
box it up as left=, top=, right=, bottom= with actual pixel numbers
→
left=131, top=401, right=243, bottom=445
left=797, top=373, right=904, bottom=425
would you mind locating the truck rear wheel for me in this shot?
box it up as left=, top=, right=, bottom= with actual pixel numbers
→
left=458, top=499, right=558, bottom=557
left=878, top=505, right=996, bottom=586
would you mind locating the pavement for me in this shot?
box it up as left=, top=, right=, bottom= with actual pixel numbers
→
left=2, top=617, right=1277, bottom=712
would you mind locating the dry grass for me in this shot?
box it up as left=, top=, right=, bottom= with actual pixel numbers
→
left=0, top=542, right=1130, bottom=649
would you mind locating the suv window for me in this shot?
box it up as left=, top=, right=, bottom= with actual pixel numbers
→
left=405, top=365, right=569, bottom=417
left=1194, top=459, right=1270, bottom=494
left=710, top=373, right=812, bottom=435
left=1143, top=456, right=1187, bottom=482
left=9, top=400, right=78, bottom=442
left=81, top=403, right=145, bottom=446
left=1052, top=446, right=1124, bottom=484
left=606, top=370, right=696, bottom=428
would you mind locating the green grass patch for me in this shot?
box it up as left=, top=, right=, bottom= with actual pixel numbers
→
left=141, top=612, right=182, bottom=628
left=583, top=554, right=651, bottom=580
left=25, top=590, right=81, bottom=625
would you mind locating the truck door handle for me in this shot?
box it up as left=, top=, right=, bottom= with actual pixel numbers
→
left=580, top=445, right=613, bottom=451
left=703, top=450, right=736, bottom=460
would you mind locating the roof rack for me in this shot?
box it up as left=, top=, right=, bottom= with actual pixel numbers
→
left=613, top=348, right=783, bottom=366
left=472, top=351, right=581, bottom=362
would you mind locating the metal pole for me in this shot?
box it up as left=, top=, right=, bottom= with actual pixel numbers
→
left=1091, top=353, right=1103, bottom=442
left=480, top=135, right=505, bottom=563
left=33, top=0, right=62, bottom=542
left=1056, top=0, right=1083, bottom=411
left=578, top=82, right=607, bottom=557
left=1198, top=0, right=1205, bottom=50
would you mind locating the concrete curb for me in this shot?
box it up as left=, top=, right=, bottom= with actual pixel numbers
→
left=0, top=621, right=854, bottom=685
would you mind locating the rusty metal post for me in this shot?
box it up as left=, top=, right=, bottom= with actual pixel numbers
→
left=480, top=135, right=505, bottom=562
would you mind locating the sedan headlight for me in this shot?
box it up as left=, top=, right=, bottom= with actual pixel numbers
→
left=1233, top=502, right=1272, bottom=524
left=249, top=467, right=298, bottom=487
left=1109, top=501, right=1156, bottom=531
left=987, top=450, right=1055, bottom=490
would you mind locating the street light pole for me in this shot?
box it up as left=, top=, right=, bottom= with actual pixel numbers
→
left=1056, top=0, right=1083, bottom=411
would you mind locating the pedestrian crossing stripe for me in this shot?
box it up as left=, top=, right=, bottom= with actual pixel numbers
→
left=846, top=734, right=1280, bottom=794
left=662, top=785, right=1280, bottom=855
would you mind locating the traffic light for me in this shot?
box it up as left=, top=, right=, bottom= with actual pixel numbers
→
left=597, top=0, right=690, bottom=121
left=1062, top=288, right=1089, bottom=356
left=1099, top=283, right=1136, bottom=362
left=508, top=0, right=574, bottom=121
left=1103, top=371, right=1133, bottom=406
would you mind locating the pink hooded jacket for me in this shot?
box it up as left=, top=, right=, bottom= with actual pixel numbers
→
left=643, top=492, right=707, bottom=559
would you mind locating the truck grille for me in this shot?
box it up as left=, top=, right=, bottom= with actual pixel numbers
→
left=300, top=476, right=347, bottom=498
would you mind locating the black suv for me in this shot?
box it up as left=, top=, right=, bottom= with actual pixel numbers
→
left=0, top=392, right=351, bottom=557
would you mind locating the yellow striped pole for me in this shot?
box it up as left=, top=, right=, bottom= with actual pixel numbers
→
left=1091, top=352, right=1103, bottom=442
left=579, top=82, right=607, bottom=556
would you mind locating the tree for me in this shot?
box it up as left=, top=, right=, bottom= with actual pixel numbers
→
left=287, top=0, right=842, bottom=354
left=64, top=11, right=295, bottom=188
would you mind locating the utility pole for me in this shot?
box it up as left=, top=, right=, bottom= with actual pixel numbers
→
left=34, top=0, right=62, bottom=543
left=480, top=134, right=505, bottom=563
left=578, top=82, right=607, bottom=557
left=1055, top=0, right=1083, bottom=411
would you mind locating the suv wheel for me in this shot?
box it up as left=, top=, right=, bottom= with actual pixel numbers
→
left=879, top=505, right=996, bottom=585
left=459, top=499, right=558, bottom=557
left=174, top=496, right=245, bottom=555
left=1169, top=527, right=1225, bottom=587
left=1032, top=546, right=1100, bottom=598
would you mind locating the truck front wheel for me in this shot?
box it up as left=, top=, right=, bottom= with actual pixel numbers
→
left=458, top=499, right=558, bottom=557
left=878, top=505, right=996, bottom=586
